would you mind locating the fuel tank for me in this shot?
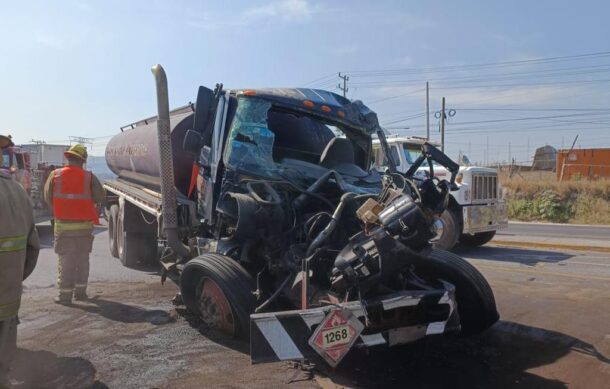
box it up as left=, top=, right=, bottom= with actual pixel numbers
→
left=105, top=111, right=196, bottom=196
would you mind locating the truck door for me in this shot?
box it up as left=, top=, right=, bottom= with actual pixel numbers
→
left=199, top=91, right=230, bottom=224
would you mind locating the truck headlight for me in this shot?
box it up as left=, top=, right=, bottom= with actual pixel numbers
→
left=464, top=188, right=470, bottom=202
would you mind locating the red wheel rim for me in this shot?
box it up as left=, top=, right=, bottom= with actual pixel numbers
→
left=197, top=277, right=236, bottom=335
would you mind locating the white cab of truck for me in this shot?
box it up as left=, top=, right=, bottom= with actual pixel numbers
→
left=372, top=136, right=508, bottom=250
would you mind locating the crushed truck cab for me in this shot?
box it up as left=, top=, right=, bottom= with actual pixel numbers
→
left=102, top=65, right=499, bottom=368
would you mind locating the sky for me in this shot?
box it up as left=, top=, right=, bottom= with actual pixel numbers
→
left=1, top=0, right=610, bottom=164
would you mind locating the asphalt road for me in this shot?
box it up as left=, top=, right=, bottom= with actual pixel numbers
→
left=25, top=222, right=158, bottom=290
left=14, top=222, right=610, bottom=388
left=500, top=221, right=610, bottom=241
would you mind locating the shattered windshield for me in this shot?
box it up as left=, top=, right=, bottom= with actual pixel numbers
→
left=224, top=98, right=280, bottom=178
left=224, top=97, right=370, bottom=182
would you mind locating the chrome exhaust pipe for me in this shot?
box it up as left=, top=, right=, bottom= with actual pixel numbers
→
left=151, top=64, right=190, bottom=258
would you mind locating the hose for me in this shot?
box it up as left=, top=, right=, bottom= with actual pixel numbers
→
left=306, top=192, right=356, bottom=256
left=254, top=273, right=293, bottom=313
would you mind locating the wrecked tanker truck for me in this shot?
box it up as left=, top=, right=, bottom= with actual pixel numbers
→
left=103, top=65, right=498, bottom=367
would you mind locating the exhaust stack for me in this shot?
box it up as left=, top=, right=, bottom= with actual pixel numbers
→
left=151, top=64, right=191, bottom=258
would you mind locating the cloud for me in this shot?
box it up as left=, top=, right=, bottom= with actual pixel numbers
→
left=188, top=0, right=316, bottom=31
left=243, top=0, right=314, bottom=22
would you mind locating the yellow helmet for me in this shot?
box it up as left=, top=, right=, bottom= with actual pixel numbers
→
left=0, top=134, right=14, bottom=149
left=64, top=143, right=88, bottom=161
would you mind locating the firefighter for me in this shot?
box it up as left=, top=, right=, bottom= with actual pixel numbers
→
left=0, top=134, right=40, bottom=388
left=44, top=144, right=104, bottom=304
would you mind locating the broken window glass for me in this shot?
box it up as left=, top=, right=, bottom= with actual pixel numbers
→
left=224, top=98, right=280, bottom=178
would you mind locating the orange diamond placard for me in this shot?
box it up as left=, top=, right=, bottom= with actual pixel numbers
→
left=308, top=308, right=364, bottom=367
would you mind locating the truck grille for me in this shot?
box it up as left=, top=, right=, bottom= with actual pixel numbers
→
left=472, top=174, right=498, bottom=201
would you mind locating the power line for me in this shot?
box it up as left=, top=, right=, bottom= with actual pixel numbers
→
left=366, top=87, right=425, bottom=104
left=341, top=50, right=610, bottom=76
left=300, top=73, right=337, bottom=87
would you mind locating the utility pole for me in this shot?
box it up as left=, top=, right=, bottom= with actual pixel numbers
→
left=486, top=136, right=489, bottom=166
left=440, top=97, right=445, bottom=152
left=560, top=135, right=579, bottom=182
left=337, top=72, right=349, bottom=98
left=425, top=82, right=430, bottom=140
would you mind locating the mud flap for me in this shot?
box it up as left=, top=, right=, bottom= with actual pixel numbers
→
left=250, top=282, right=460, bottom=366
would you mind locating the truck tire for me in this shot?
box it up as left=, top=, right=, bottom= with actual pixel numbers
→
left=416, top=249, right=499, bottom=335
left=118, top=231, right=157, bottom=268
left=108, top=205, right=119, bottom=258
left=180, top=254, right=256, bottom=339
left=459, top=231, right=496, bottom=247
left=432, top=209, right=460, bottom=251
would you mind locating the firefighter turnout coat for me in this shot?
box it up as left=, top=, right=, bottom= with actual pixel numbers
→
left=0, top=170, right=40, bottom=321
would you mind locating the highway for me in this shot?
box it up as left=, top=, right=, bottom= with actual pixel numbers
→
left=500, top=221, right=610, bottom=241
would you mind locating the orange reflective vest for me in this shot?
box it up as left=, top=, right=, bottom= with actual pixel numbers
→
left=52, top=166, right=99, bottom=224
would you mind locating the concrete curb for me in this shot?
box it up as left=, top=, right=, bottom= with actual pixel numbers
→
left=508, top=221, right=610, bottom=228
left=490, top=239, right=610, bottom=254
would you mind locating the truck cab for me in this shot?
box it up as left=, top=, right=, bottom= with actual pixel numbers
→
left=1, top=145, right=60, bottom=223
left=372, top=135, right=507, bottom=250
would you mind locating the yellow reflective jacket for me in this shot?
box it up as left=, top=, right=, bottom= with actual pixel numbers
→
left=0, top=171, right=40, bottom=320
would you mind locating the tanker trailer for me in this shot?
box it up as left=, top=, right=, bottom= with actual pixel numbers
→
left=103, top=105, right=199, bottom=266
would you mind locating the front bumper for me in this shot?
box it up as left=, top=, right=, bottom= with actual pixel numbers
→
left=250, top=282, right=459, bottom=365
left=462, top=201, right=508, bottom=234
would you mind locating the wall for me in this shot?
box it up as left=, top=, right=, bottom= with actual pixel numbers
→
left=556, top=148, right=610, bottom=180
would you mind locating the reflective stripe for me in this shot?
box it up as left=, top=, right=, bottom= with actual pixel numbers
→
left=0, top=235, right=27, bottom=252
left=55, top=220, right=93, bottom=231
left=0, top=300, right=20, bottom=320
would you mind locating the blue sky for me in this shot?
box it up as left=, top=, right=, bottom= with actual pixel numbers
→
left=1, top=0, right=609, bottom=163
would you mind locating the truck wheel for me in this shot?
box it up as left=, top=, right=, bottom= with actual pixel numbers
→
left=416, top=249, right=499, bottom=335
left=180, top=254, right=256, bottom=339
left=108, top=205, right=119, bottom=258
left=432, top=209, right=460, bottom=251
left=118, top=231, right=156, bottom=268
left=459, top=231, right=496, bottom=247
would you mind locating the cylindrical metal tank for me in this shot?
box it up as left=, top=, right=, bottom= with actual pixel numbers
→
left=105, top=111, right=196, bottom=196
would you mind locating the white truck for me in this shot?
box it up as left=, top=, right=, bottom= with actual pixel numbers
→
left=372, top=136, right=507, bottom=250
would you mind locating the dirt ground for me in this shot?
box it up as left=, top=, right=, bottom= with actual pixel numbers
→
left=9, top=225, right=610, bottom=388
left=12, top=271, right=610, bottom=389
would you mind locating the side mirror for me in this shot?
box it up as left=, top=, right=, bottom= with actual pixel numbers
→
left=193, top=85, right=217, bottom=146
left=183, top=129, right=203, bottom=156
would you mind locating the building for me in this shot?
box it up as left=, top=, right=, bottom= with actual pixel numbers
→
left=556, top=148, right=610, bottom=180
left=19, top=143, right=68, bottom=167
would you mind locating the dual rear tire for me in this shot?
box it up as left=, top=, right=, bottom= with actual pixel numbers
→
left=108, top=204, right=158, bottom=268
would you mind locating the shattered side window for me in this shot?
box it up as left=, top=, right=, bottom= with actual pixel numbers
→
left=224, top=98, right=280, bottom=178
